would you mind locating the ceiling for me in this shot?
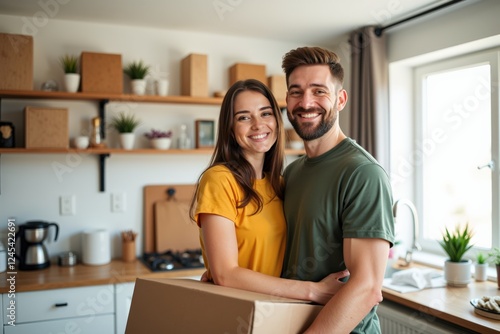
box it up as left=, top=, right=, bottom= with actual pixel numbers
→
left=0, top=0, right=466, bottom=46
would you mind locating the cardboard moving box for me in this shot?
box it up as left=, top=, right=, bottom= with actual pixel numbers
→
left=25, top=107, right=69, bottom=148
left=181, top=53, right=208, bottom=97
left=0, top=33, right=33, bottom=90
left=80, top=52, right=123, bottom=94
left=229, top=63, right=267, bottom=86
left=126, top=278, right=322, bottom=334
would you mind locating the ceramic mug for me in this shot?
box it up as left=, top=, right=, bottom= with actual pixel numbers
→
left=156, top=79, right=169, bottom=96
left=74, top=136, right=89, bottom=149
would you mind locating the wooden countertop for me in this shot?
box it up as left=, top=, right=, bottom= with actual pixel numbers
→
left=0, top=259, right=205, bottom=293
left=2, top=260, right=498, bottom=333
left=382, top=275, right=499, bottom=334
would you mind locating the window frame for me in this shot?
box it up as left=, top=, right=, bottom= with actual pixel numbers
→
left=392, top=47, right=500, bottom=259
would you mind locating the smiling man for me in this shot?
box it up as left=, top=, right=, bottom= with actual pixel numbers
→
left=281, top=47, right=395, bottom=333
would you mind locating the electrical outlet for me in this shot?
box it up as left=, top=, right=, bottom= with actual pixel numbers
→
left=60, top=195, right=76, bottom=215
left=111, top=193, right=126, bottom=212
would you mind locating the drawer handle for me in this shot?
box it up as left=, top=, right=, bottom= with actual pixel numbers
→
left=55, top=303, right=68, bottom=307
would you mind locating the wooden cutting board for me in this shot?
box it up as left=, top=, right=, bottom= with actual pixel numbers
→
left=143, top=184, right=196, bottom=253
left=154, top=199, right=200, bottom=253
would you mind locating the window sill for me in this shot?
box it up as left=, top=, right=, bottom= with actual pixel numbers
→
left=410, top=251, right=498, bottom=282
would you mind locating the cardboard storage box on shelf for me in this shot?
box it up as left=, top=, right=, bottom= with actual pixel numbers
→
left=0, top=33, right=33, bottom=90
left=126, top=278, right=322, bottom=334
left=181, top=53, right=208, bottom=97
left=268, top=75, right=287, bottom=101
left=25, top=107, right=69, bottom=148
left=80, top=52, right=123, bottom=94
left=229, top=63, right=267, bottom=86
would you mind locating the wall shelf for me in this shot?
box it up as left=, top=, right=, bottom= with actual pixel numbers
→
left=0, top=90, right=295, bottom=192
left=0, top=90, right=286, bottom=107
left=0, top=148, right=304, bottom=155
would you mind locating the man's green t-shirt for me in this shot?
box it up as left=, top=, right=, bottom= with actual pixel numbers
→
left=282, top=138, right=395, bottom=334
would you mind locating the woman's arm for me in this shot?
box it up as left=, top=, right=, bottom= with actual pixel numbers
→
left=200, top=213, right=348, bottom=304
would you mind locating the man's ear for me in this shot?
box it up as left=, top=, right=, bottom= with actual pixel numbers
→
left=337, top=89, right=348, bottom=111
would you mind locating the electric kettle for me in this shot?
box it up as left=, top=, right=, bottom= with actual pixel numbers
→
left=16, top=221, right=59, bottom=270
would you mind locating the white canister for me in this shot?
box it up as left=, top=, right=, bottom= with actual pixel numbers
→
left=81, top=229, right=111, bottom=265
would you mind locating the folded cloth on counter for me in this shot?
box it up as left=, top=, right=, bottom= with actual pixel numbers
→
left=382, top=268, right=446, bottom=293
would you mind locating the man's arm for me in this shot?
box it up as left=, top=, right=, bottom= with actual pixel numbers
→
left=304, top=238, right=390, bottom=333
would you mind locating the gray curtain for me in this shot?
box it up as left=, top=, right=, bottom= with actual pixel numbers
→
left=349, top=26, right=390, bottom=171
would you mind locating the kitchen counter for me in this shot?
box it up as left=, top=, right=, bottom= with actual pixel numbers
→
left=0, top=259, right=205, bottom=293
left=1, top=260, right=498, bottom=333
left=382, top=274, right=499, bottom=334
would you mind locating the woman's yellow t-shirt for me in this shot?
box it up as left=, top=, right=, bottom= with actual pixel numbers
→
left=194, top=165, right=286, bottom=280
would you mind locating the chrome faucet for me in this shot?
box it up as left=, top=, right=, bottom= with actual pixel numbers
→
left=392, top=199, right=422, bottom=266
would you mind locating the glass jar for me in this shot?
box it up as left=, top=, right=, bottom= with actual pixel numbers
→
left=90, top=116, right=102, bottom=147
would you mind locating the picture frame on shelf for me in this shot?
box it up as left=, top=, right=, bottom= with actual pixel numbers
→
left=195, top=120, right=215, bottom=148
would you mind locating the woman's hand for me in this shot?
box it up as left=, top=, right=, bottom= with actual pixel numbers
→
left=199, top=271, right=210, bottom=282
left=311, top=269, right=350, bottom=305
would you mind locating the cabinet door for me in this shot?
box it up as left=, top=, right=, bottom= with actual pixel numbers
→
left=2, top=284, right=114, bottom=324
left=4, top=314, right=114, bottom=334
left=115, top=282, right=135, bottom=334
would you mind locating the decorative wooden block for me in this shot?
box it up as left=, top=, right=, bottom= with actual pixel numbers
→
left=268, top=75, right=287, bottom=100
left=0, top=33, right=33, bottom=90
left=181, top=54, right=208, bottom=97
left=229, top=63, right=266, bottom=86
left=80, top=52, right=123, bottom=94
left=25, top=107, right=69, bottom=148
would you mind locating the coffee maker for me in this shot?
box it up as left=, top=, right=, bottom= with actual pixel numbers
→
left=16, top=221, right=59, bottom=270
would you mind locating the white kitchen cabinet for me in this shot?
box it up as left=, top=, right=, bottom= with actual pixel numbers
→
left=4, top=314, right=114, bottom=334
left=2, top=284, right=115, bottom=334
left=115, top=282, right=135, bottom=334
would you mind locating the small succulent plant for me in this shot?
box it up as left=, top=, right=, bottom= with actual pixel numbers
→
left=109, top=112, right=141, bottom=133
left=60, top=54, right=78, bottom=74
left=123, top=60, right=150, bottom=80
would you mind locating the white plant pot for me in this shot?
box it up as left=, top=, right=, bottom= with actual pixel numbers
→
left=150, top=138, right=171, bottom=150
left=155, top=79, right=169, bottom=96
left=119, top=133, right=135, bottom=150
left=444, top=259, right=471, bottom=287
left=131, top=79, right=146, bottom=95
left=474, top=263, right=488, bottom=281
left=64, top=73, right=80, bottom=93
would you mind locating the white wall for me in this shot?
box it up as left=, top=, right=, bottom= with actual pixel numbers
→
left=0, top=14, right=338, bottom=259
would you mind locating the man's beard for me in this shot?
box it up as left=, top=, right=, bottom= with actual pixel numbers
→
left=288, top=107, right=337, bottom=141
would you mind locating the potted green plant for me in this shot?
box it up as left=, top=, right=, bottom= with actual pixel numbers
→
left=144, top=129, right=173, bottom=150
left=438, top=223, right=474, bottom=287
left=488, top=247, right=500, bottom=288
left=474, top=251, right=488, bottom=282
left=123, top=60, right=150, bottom=95
left=60, top=54, right=80, bottom=93
left=110, top=112, right=141, bottom=150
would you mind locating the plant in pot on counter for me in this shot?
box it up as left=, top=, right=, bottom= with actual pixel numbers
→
left=474, top=251, right=489, bottom=282
left=438, top=223, right=474, bottom=287
left=60, top=54, right=80, bottom=93
left=123, top=60, right=151, bottom=95
left=144, top=128, right=173, bottom=150
left=110, top=112, right=141, bottom=150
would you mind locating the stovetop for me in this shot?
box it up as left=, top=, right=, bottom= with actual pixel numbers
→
left=142, top=249, right=204, bottom=272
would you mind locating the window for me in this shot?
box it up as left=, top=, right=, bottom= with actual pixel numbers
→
left=390, top=48, right=500, bottom=257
